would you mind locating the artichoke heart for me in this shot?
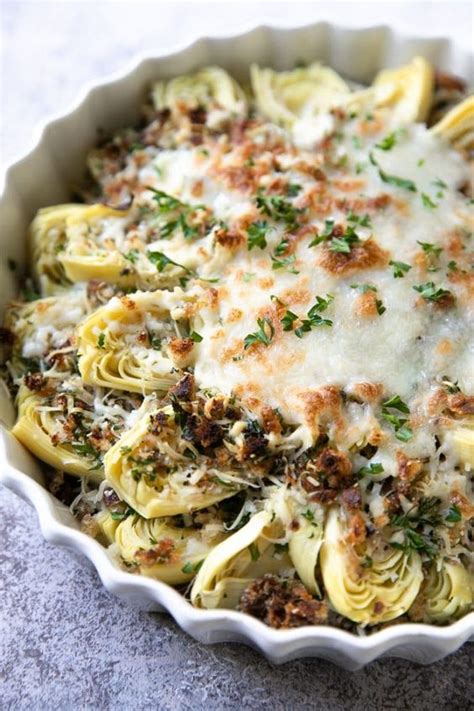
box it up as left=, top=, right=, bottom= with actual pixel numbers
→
left=430, top=95, right=474, bottom=152
left=77, top=289, right=192, bottom=394
left=12, top=388, right=104, bottom=481
left=95, top=511, right=121, bottom=545
left=320, top=508, right=423, bottom=624
left=250, top=62, right=350, bottom=127
left=288, top=510, right=325, bottom=596
left=104, top=405, right=242, bottom=518
left=113, top=514, right=226, bottom=584
left=411, top=559, right=473, bottom=623
left=191, top=510, right=291, bottom=609
left=58, top=204, right=135, bottom=287
left=4, top=291, right=88, bottom=369
left=370, top=56, right=434, bottom=123
left=152, top=66, right=247, bottom=115
left=450, top=425, right=474, bottom=468
left=29, top=204, right=87, bottom=295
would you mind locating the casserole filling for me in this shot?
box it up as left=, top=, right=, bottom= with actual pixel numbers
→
left=2, top=59, right=473, bottom=630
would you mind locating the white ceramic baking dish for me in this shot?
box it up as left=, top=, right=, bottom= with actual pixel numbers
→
left=1, top=21, right=473, bottom=669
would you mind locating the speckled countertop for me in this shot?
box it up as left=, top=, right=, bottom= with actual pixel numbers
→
left=1, top=3, right=473, bottom=709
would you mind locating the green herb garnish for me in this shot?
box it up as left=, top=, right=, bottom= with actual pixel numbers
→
left=381, top=395, right=413, bottom=441
left=413, top=281, right=453, bottom=303
left=389, top=260, right=412, bottom=278
left=247, top=220, right=269, bottom=251
left=147, top=251, right=191, bottom=273
left=445, top=504, right=462, bottom=523
left=357, top=462, right=384, bottom=477
left=369, top=153, right=417, bottom=192
left=243, top=317, right=275, bottom=350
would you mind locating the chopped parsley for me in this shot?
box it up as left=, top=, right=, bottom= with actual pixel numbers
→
left=243, top=317, right=274, bottom=349
left=445, top=504, right=462, bottom=523
left=375, top=132, right=398, bottom=151
left=271, top=254, right=299, bottom=274
left=329, top=226, right=360, bottom=253
left=124, top=249, right=139, bottom=264
left=274, top=238, right=289, bottom=256
left=421, top=193, right=437, bottom=209
left=281, top=309, right=298, bottom=331
left=182, top=559, right=204, bottom=574
left=432, top=177, right=447, bottom=190
left=97, top=333, right=106, bottom=349
left=293, top=294, right=334, bottom=337
left=287, top=183, right=302, bottom=197
left=350, top=283, right=377, bottom=293
left=256, top=191, right=303, bottom=227
left=147, top=251, right=191, bottom=273
left=309, top=219, right=335, bottom=248
left=369, top=153, right=417, bottom=192
left=413, top=281, right=453, bottom=303
left=149, top=187, right=185, bottom=212
left=390, top=497, right=441, bottom=559
left=381, top=395, right=413, bottom=441
left=247, top=220, right=269, bottom=251
left=190, top=331, right=203, bottom=343
left=417, top=241, right=443, bottom=258
left=357, top=462, right=384, bottom=477
left=347, top=211, right=372, bottom=228
left=447, top=260, right=458, bottom=272
left=389, top=260, right=412, bottom=278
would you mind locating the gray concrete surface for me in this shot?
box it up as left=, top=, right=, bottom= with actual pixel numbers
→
left=1, top=487, right=473, bottom=710
left=1, top=3, right=473, bottom=709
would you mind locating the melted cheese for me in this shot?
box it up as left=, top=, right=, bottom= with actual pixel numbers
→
left=191, top=124, right=471, bottom=455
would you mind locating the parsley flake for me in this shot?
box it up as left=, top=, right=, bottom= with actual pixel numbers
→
left=147, top=251, right=191, bottom=274
left=247, top=221, right=269, bottom=251
left=389, top=260, right=412, bottom=278
left=413, top=281, right=453, bottom=303
left=381, top=395, right=413, bottom=441
left=369, top=153, right=417, bottom=192
left=445, top=504, right=462, bottom=523
left=357, top=462, right=384, bottom=477
left=243, top=317, right=275, bottom=350
left=421, top=193, right=437, bottom=209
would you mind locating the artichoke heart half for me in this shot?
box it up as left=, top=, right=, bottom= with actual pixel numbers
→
left=12, top=387, right=104, bottom=481
left=411, top=559, right=473, bottom=623
left=430, top=95, right=474, bottom=152
left=450, top=425, right=474, bottom=468
left=320, top=508, right=423, bottom=624
left=288, top=509, right=325, bottom=597
left=77, top=289, right=194, bottom=394
left=152, top=66, right=247, bottom=115
left=370, top=56, right=434, bottom=124
left=104, top=404, right=242, bottom=518
left=191, top=510, right=292, bottom=609
left=250, top=62, right=350, bottom=127
left=112, top=513, right=226, bottom=584
left=29, top=204, right=88, bottom=295
left=58, top=204, right=135, bottom=287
